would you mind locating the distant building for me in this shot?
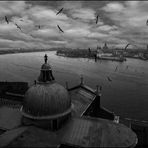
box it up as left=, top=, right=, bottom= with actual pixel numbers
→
left=96, top=47, right=112, bottom=58
left=97, top=45, right=101, bottom=50
left=138, top=45, right=148, bottom=60
left=0, top=55, right=137, bottom=147
left=102, top=42, right=108, bottom=50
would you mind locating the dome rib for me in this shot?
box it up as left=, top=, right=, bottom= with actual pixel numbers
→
left=21, top=82, right=71, bottom=119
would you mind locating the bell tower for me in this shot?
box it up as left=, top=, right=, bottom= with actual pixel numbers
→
left=103, top=42, right=108, bottom=50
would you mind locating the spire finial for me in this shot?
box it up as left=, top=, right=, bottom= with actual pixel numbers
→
left=80, top=75, right=84, bottom=85
left=44, top=54, right=48, bottom=64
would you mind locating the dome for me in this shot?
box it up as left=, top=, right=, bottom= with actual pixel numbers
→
left=41, top=63, right=51, bottom=70
left=21, top=82, right=71, bottom=119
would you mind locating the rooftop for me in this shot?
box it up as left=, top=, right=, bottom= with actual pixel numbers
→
left=0, top=117, right=137, bottom=148
left=0, top=54, right=137, bottom=147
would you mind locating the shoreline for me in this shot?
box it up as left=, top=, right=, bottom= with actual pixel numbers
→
left=0, top=49, right=147, bottom=62
left=57, top=52, right=148, bottom=61
left=0, top=49, right=57, bottom=55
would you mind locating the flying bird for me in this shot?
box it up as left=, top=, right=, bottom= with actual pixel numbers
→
left=107, top=76, right=112, bottom=82
left=114, top=66, right=118, bottom=72
left=96, top=15, right=99, bottom=24
left=124, top=43, right=130, bottom=50
left=14, top=23, right=23, bottom=32
left=146, top=19, right=148, bottom=26
left=56, top=8, right=63, bottom=15
left=99, top=86, right=102, bottom=91
left=30, top=34, right=34, bottom=37
left=57, top=25, right=64, bottom=33
left=35, top=25, right=41, bottom=29
left=5, top=16, right=9, bottom=24
left=30, top=34, right=35, bottom=38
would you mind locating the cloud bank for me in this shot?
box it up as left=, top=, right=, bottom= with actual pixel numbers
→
left=0, top=1, right=147, bottom=50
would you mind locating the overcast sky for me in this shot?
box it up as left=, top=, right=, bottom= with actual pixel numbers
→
left=0, top=1, right=148, bottom=50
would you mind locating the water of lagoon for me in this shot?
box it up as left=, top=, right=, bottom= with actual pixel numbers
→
left=0, top=51, right=148, bottom=121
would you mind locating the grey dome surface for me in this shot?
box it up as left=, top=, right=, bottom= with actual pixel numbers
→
left=41, top=63, right=51, bottom=70
left=22, top=82, right=71, bottom=119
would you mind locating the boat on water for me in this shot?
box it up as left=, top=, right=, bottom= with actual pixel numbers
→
left=96, top=47, right=126, bottom=62
left=97, top=56, right=126, bottom=62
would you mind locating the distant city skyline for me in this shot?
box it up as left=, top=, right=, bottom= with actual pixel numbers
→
left=0, top=1, right=148, bottom=50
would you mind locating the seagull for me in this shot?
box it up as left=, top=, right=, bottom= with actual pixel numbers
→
left=107, top=76, right=112, bottom=82
left=30, top=34, right=36, bottom=38
left=114, top=66, right=118, bottom=72
left=5, top=16, right=9, bottom=24
left=35, top=25, right=41, bottom=29
left=14, top=23, right=23, bottom=32
left=99, top=86, right=102, bottom=91
left=125, top=43, right=130, bottom=50
left=96, top=15, right=99, bottom=24
left=57, top=25, right=64, bottom=33
left=146, top=19, right=148, bottom=26
left=56, top=8, right=63, bottom=15
left=30, top=34, right=34, bottom=37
